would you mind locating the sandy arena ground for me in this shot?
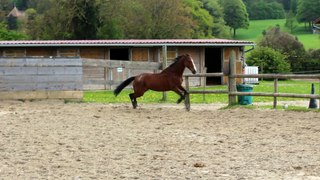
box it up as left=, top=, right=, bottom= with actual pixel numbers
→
left=0, top=100, right=319, bottom=179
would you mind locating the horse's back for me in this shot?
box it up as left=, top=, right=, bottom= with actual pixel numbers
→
left=134, top=72, right=181, bottom=92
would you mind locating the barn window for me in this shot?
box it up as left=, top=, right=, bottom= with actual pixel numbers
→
left=132, top=48, right=149, bottom=61
left=3, top=48, right=26, bottom=57
left=110, top=48, right=129, bottom=61
left=160, top=47, right=178, bottom=61
left=58, top=48, right=79, bottom=57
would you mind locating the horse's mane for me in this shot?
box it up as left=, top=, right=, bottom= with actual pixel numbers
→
left=168, top=55, right=183, bottom=68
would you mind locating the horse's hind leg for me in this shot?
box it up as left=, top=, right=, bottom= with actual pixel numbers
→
left=129, top=93, right=138, bottom=109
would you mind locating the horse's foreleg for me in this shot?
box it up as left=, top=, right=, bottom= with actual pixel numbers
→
left=173, top=88, right=185, bottom=104
left=129, top=93, right=138, bottom=109
left=175, top=85, right=190, bottom=104
left=178, top=85, right=190, bottom=111
left=178, top=85, right=188, bottom=96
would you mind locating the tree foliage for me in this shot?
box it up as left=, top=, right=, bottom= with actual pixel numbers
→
left=244, top=0, right=285, bottom=20
left=13, top=0, right=28, bottom=10
left=285, top=11, right=298, bottom=33
left=184, top=0, right=214, bottom=38
left=296, top=0, right=320, bottom=24
left=1, top=0, right=319, bottom=42
left=200, top=0, right=231, bottom=38
left=221, top=0, right=249, bottom=38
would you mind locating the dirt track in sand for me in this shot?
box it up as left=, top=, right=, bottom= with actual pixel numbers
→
left=0, top=100, right=319, bottom=179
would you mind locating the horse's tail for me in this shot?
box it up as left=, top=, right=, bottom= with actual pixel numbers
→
left=113, top=76, right=135, bottom=96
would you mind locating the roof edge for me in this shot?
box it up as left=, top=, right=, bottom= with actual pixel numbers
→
left=0, top=39, right=255, bottom=47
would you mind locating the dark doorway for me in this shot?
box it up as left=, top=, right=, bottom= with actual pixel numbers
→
left=205, top=48, right=222, bottom=85
left=110, top=48, right=129, bottom=60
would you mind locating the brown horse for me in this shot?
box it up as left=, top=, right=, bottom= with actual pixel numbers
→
left=113, top=54, right=197, bottom=109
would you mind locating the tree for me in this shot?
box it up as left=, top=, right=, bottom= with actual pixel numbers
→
left=296, top=0, right=320, bottom=27
left=276, top=0, right=291, bottom=11
left=27, top=0, right=52, bottom=14
left=259, top=26, right=305, bottom=72
left=14, top=0, right=29, bottom=10
left=6, top=15, right=18, bottom=30
left=36, top=1, right=72, bottom=40
left=144, top=0, right=195, bottom=38
left=183, top=0, right=214, bottom=38
left=221, top=0, right=249, bottom=38
left=97, top=0, right=126, bottom=39
left=99, top=0, right=196, bottom=39
left=285, top=11, right=298, bottom=33
left=246, top=47, right=291, bottom=74
left=70, top=0, right=99, bottom=39
left=0, top=0, right=12, bottom=21
left=200, top=0, right=231, bottom=38
left=245, top=0, right=285, bottom=20
left=23, top=8, right=41, bottom=39
left=290, top=0, right=298, bottom=14
left=37, top=0, right=100, bottom=40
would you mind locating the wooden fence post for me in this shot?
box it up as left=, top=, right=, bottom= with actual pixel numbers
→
left=273, top=78, right=278, bottom=109
left=228, top=50, right=237, bottom=106
left=162, top=45, right=167, bottom=101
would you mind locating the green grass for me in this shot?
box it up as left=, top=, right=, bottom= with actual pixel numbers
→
left=84, top=80, right=320, bottom=104
left=236, top=19, right=320, bottom=50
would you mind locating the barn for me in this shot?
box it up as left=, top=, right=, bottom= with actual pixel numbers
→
left=313, top=17, right=320, bottom=34
left=0, top=39, right=255, bottom=99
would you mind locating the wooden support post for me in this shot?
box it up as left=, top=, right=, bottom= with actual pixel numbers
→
left=109, top=67, right=113, bottom=90
left=228, top=50, right=237, bottom=106
left=104, top=67, right=107, bottom=90
left=202, top=67, right=207, bottom=101
left=273, top=78, right=278, bottom=109
left=185, top=76, right=190, bottom=111
left=162, top=45, right=167, bottom=101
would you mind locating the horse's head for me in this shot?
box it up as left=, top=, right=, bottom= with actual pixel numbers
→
left=183, top=54, right=197, bottom=74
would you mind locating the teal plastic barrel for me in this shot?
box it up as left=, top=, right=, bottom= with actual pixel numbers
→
left=236, top=84, right=253, bottom=105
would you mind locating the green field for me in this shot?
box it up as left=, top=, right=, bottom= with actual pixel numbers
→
left=84, top=80, right=320, bottom=104
left=236, top=19, right=320, bottom=50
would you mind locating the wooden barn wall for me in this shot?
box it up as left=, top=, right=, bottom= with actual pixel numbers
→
left=80, top=47, right=107, bottom=89
left=80, top=47, right=106, bottom=59
left=0, top=58, right=83, bottom=100
left=223, top=47, right=243, bottom=84
left=80, top=47, right=160, bottom=89
left=26, top=47, right=57, bottom=57
left=0, top=45, right=245, bottom=91
left=82, top=59, right=162, bottom=90
left=178, top=47, right=202, bottom=86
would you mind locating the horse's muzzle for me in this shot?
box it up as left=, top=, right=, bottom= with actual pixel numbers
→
left=192, top=70, right=197, bottom=74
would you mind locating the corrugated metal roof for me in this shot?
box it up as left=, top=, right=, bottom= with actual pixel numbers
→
left=0, top=39, right=255, bottom=47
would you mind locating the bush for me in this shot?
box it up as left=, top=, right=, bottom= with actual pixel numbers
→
left=0, top=22, right=27, bottom=40
left=246, top=47, right=291, bottom=74
left=298, top=49, right=320, bottom=73
left=259, top=26, right=305, bottom=72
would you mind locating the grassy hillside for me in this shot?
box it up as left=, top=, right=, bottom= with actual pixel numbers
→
left=236, top=19, right=320, bottom=50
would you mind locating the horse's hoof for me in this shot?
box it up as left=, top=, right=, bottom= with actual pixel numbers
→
left=132, top=102, right=138, bottom=109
